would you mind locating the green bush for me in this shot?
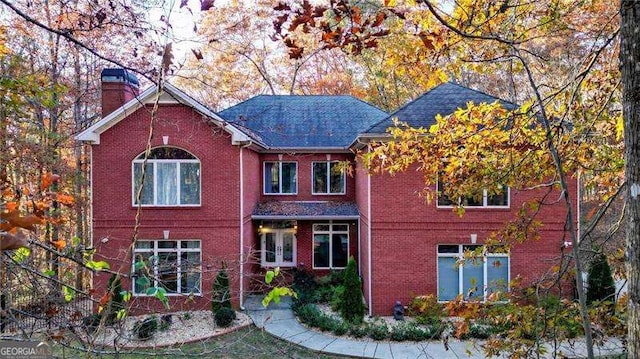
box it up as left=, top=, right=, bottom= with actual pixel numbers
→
left=294, top=303, right=322, bottom=325
left=332, top=320, right=349, bottom=336
left=292, top=269, right=318, bottom=308
left=212, top=264, right=231, bottom=313
left=587, top=253, right=616, bottom=305
left=407, top=295, right=444, bottom=326
left=214, top=307, right=236, bottom=327
left=105, top=274, right=124, bottom=325
left=82, top=313, right=102, bottom=334
left=339, top=257, right=365, bottom=324
left=368, top=321, right=389, bottom=340
left=133, top=316, right=158, bottom=340
left=160, top=314, right=172, bottom=331
left=349, top=325, right=368, bottom=338
left=329, top=285, right=345, bottom=312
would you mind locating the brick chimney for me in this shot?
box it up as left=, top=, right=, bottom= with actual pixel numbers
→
left=100, top=68, right=140, bottom=117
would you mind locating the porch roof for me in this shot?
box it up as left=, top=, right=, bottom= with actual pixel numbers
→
left=251, top=201, right=360, bottom=220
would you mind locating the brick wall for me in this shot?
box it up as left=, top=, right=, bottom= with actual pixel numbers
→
left=91, top=103, right=242, bottom=313
left=361, top=160, right=578, bottom=315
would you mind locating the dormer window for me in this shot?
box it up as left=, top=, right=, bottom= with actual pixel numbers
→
left=132, top=147, right=200, bottom=206
left=312, top=161, right=345, bottom=195
left=264, top=161, right=297, bottom=194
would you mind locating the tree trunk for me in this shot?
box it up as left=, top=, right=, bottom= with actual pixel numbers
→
left=620, top=2, right=640, bottom=358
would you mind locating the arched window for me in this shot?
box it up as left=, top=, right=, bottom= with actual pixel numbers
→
left=132, top=147, right=200, bottom=206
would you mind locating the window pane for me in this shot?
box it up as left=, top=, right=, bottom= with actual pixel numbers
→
left=264, top=233, right=276, bottom=263
left=438, top=257, right=459, bottom=301
left=332, top=233, right=348, bottom=268
left=438, top=245, right=459, bottom=254
left=135, top=241, right=152, bottom=249
left=282, top=162, right=297, bottom=193
left=329, top=162, right=345, bottom=194
left=157, top=163, right=178, bottom=205
left=462, top=195, right=483, bottom=207
left=180, top=163, right=200, bottom=205
left=313, top=162, right=327, bottom=193
left=264, top=162, right=278, bottom=193
left=333, top=224, right=349, bottom=232
left=181, top=240, right=200, bottom=249
left=158, top=241, right=177, bottom=249
left=463, top=260, right=484, bottom=300
left=313, top=224, right=330, bottom=232
left=487, top=256, right=509, bottom=295
left=133, top=163, right=154, bottom=204
left=144, top=147, right=195, bottom=159
left=158, top=252, right=178, bottom=293
left=487, top=185, right=509, bottom=206
left=181, top=252, right=201, bottom=294
left=133, top=252, right=153, bottom=294
left=314, top=234, right=330, bottom=267
left=437, top=180, right=454, bottom=206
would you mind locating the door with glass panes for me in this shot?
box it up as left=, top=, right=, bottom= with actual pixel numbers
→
left=261, top=229, right=296, bottom=267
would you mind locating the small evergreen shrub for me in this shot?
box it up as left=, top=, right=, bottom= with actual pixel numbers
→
left=133, top=316, right=158, bottom=340
left=105, top=274, right=124, bottom=324
left=331, top=320, right=349, bottom=336
left=329, top=285, right=345, bottom=312
left=160, top=314, right=172, bottom=331
left=294, top=303, right=322, bottom=325
left=292, top=269, right=318, bottom=308
left=367, top=321, right=389, bottom=340
left=349, top=325, right=368, bottom=338
left=587, top=253, right=616, bottom=305
left=214, top=307, right=236, bottom=327
left=82, top=314, right=102, bottom=334
left=212, top=264, right=231, bottom=313
left=339, top=257, right=365, bottom=324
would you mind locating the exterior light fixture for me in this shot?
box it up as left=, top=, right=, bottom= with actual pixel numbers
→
left=163, top=230, right=170, bottom=240
left=470, top=234, right=477, bottom=244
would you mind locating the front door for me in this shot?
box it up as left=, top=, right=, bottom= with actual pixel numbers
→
left=261, top=229, right=296, bottom=267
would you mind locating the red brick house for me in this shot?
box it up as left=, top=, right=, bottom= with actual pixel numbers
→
left=76, top=69, right=577, bottom=316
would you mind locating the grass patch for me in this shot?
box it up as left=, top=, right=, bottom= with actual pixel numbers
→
left=51, top=326, right=347, bottom=358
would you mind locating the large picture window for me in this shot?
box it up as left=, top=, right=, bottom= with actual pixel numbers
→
left=313, top=223, right=349, bottom=269
left=132, top=240, right=201, bottom=295
left=437, top=181, right=509, bottom=208
left=264, top=161, right=297, bottom=194
left=437, top=244, right=509, bottom=301
left=132, top=147, right=200, bottom=206
left=312, top=161, right=345, bottom=195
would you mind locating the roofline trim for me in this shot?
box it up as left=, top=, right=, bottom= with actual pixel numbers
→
left=75, top=83, right=252, bottom=145
left=251, top=215, right=361, bottom=220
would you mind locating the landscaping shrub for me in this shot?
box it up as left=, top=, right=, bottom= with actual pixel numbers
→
left=292, top=269, right=318, bottom=308
left=407, top=295, right=444, bottom=326
left=133, top=316, right=158, bottom=340
left=160, top=314, right=172, bottom=331
left=294, top=303, right=322, bottom=325
left=349, top=325, right=368, bottom=338
left=82, top=313, right=102, bottom=334
left=105, top=274, right=124, bottom=324
left=367, top=321, right=389, bottom=341
left=331, top=320, right=349, bottom=336
left=214, top=307, right=236, bottom=327
left=339, top=257, right=365, bottom=324
left=212, top=263, right=231, bottom=313
left=329, top=285, right=345, bottom=312
left=587, top=252, right=616, bottom=305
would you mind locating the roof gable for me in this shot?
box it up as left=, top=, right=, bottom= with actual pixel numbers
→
left=75, top=83, right=252, bottom=145
left=364, top=82, right=517, bottom=134
left=219, top=95, right=388, bottom=149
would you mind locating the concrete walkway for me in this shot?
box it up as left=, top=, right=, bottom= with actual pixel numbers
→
left=243, top=296, right=625, bottom=359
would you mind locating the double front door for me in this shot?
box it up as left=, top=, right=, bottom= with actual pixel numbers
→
left=261, top=228, right=296, bottom=267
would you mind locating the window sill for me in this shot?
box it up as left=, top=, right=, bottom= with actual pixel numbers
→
left=436, top=205, right=511, bottom=210
left=132, top=293, right=203, bottom=297
left=131, top=205, right=202, bottom=209
left=263, top=193, right=298, bottom=196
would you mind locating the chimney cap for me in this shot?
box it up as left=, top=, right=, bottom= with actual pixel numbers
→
left=101, top=68, right=139, bottom=87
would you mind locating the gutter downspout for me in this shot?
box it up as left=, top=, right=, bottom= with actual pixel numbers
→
left=239, top=143, right=251, bottom=310
left=367, top=168, right=373, bottom=317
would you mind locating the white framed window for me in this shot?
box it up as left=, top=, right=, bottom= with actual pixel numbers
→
left=437, top=180, right=509, bottom=208
left=312, top=161, right=346, bottom=195
left=437, top=244, right=509, bottom=302
left=132, top=147, right=201, bottom=206
left=313, top=223, right=349, bottom=269
left=132, top=240, right=202, bottom=296
left=263, top=161, right=297, bottom=194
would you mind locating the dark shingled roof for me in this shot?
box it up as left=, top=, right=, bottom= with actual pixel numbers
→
left=219, top=95, right=388, bottom=148
left=252, top=201, right=360, bottom=219
left=365, top=82, right=517, bottom=134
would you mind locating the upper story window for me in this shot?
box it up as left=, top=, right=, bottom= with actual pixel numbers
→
left=264, top=161, right=297, bottom=194
left=132, top=147, right=201, bottom=206
left=437, top=181, right=509, bottom=208
left=312, top=161, right=346, bottom=195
